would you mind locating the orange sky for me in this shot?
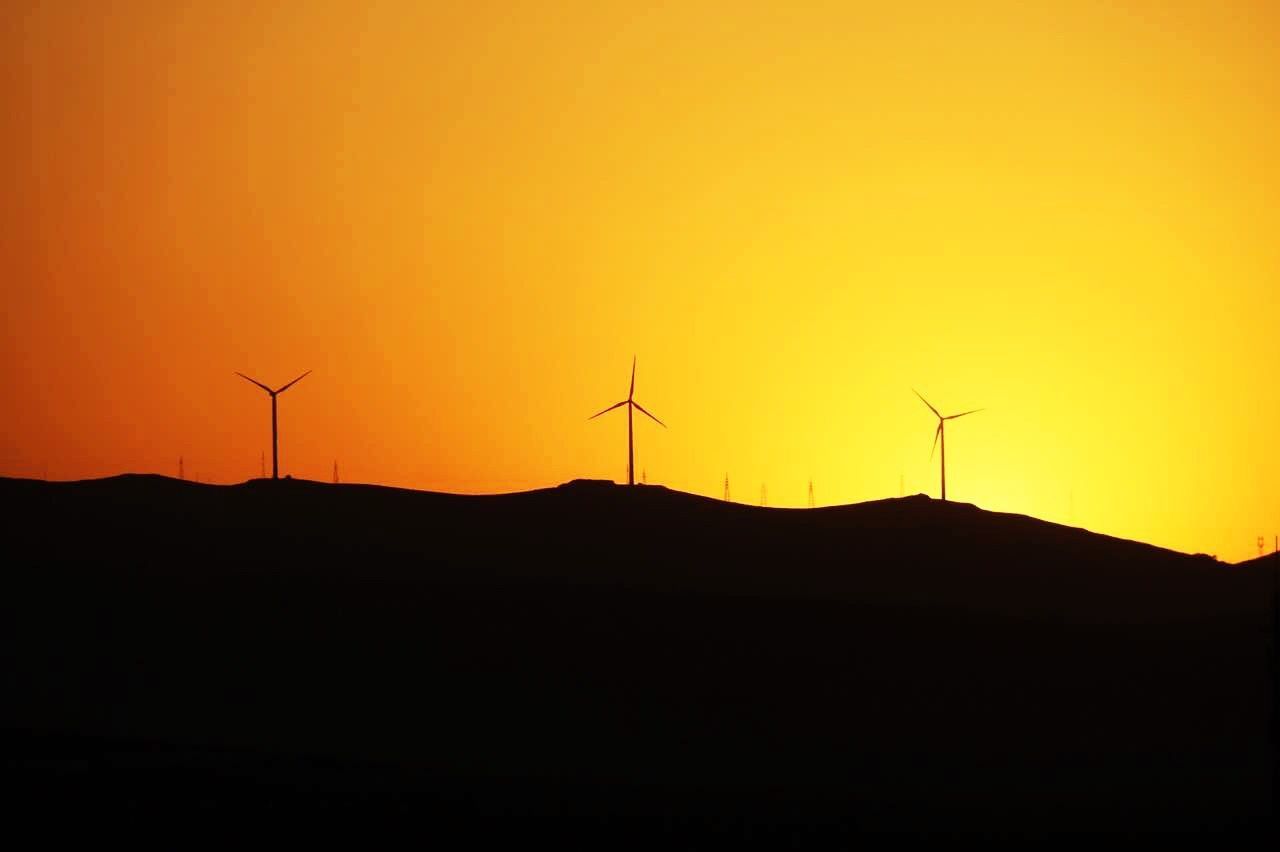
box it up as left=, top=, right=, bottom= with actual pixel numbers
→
left=2, top=1, right=1277, bottom=561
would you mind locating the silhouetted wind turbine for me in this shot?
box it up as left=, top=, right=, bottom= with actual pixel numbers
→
left=588, top=357, right=664, bottom=486
left=914, top=389, right=982, bottom=502
left=236, top=370, right=311, bottom=480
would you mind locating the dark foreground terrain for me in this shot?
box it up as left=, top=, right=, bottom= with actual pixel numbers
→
left=2, top=475, right=1276, bottom=842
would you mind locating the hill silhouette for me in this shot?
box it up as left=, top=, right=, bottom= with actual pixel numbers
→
left=1238, top=551, right=1280, bottom=571
left=2, top=475, right=1275, bottom=840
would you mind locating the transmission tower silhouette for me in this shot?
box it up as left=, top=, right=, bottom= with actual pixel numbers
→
left=723, top=474, right=730, bottom=502
left=179, top=456, right=184, bottom=481
left=333, top=460, right=339, bottom=484
left=642, top=468, right=647, bottom=484
left=1260, top=536, right=1266, bottom=559
left=808, top=480, right=815, bottom=508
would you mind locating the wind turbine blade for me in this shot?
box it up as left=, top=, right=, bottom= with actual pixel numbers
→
left=275, top=370, right=312, bottom=394
left=929, top=423, right=941, bottom=461
left=588, top=400, right=628, bottom=420
left=629, top=356, right=636, bottom=401
left=944, top=408, right=984, bottom=420
left=235, top=372, right=272, bottom=393
left=913, top=388, right=941, bottom=419
left=632, top=400, right=666, bottom=428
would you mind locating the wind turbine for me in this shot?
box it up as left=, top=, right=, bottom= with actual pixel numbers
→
left=236, top=370, right=311, bottom=480
left=914, top=389, right=982, bottom=501
left=589, top=356, right=665, bottom=486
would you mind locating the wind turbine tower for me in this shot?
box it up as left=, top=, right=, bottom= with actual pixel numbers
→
left=808, top=480, right=815, bottom=508
left=588, top=357, right=665, bottom=486
left=913, top=389, right=982, bottom=502
left=236, top=370, right=311, bottom=480
left=724, top=474, right=730, bottom=502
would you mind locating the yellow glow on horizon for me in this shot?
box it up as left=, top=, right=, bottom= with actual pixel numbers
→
left=1, top=2, right=1277, bottom=560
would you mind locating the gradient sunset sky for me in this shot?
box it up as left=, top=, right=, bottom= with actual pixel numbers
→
left=2, top=2, right=1276, bottom=560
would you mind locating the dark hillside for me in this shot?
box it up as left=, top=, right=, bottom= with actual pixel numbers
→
left=2, top=475, right=1274, bottom=839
